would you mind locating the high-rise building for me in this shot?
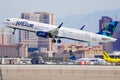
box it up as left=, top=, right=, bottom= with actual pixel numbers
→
left=99, top=16, right=113, bottom=53
left=112, top=21, right=120, bottom=51
left=19, top=12, right=55, bottom=55
left=99, top=16, right=120, bottom=52
left=0, top=28, right=15, bottom=45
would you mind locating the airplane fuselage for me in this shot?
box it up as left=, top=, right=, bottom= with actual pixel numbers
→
left=3, top=18, right=117, bottom=43
left=102, top=51, right=120, bottom=63
left=104, top=57, right=120, bottom=63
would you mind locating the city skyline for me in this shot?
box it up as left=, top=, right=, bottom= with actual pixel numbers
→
left=0, top=0, right=120, bottom=53
left=20, top=12, right=56, bottom=56
left=1, top=0, right=120, bottom=27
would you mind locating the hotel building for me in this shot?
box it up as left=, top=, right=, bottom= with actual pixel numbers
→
left=112, top=21, right=120, bottom=51
left=19, top=12, right=55, bottom=56
left=0, top=28, right=15, bottom=45
left=99, top=16, right=120, bottom=52
left=99, top=16, right=113, bottom=53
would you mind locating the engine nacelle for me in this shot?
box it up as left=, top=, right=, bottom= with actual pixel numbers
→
left=36, top=31, right=48, bottom=38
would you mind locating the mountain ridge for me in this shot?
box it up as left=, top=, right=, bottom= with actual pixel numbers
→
left=56, top=9, right=120, bottom=33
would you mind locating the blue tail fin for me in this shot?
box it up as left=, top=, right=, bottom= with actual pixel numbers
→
left=69, top=50, right=76, bottom=60
left=97, top=21, right=118, bottom=37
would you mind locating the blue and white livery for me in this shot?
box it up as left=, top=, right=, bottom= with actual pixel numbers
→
left=3, top=18, right=118, bottom=43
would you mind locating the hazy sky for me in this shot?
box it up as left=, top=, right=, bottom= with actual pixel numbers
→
left=0, top=0, right=120, bottom=27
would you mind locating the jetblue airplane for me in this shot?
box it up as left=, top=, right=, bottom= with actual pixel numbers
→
left=3, top=18, right=118, bottom=43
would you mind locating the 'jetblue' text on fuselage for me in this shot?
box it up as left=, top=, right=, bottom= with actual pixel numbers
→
left=16, top=21, right=34, bottom=28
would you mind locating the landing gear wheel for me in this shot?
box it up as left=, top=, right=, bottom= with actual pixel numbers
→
left=52, top=39, right=56, bottom=43
left=12, top=32, right=15, bottom=34
left=57, top=39, right=61, bottom=43
left=12, top=28, right=16, bottom=34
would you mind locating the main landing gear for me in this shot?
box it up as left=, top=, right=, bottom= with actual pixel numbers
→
left=52, top=38, right=61, bottom=43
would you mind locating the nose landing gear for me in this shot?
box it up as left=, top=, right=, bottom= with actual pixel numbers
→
left=12, top=28, right=16, bottom=34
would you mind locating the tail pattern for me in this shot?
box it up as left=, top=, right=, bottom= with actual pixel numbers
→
left=98, top=21, right=118, bottom=37
left=69, top=50, right=76, bottom=60
left=102, top=51, right=110, bottom=59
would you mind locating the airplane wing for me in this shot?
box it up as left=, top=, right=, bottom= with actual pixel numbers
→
left=47, top=23, right=89, bottom=43
left=47, top=23, right=63, bottom=38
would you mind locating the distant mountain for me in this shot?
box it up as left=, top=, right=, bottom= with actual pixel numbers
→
left=56, top=9, right=120, bottom=33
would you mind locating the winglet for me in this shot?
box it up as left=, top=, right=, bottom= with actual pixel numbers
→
left=58, top=23, right=63, bottom=28
left=80, top=25, right=85, bottom=30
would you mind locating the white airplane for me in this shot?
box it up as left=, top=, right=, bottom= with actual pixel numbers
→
left=3, top=18, right=118, bottom=43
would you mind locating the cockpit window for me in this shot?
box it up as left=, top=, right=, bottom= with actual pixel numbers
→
left=7, top=19, right=10, bottom=21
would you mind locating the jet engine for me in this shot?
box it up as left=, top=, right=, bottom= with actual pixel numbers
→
left=36, top=31, right=48, bottom=38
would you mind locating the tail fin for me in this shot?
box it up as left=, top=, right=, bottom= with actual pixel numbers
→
left=98, top=21, right=118, bottom=37
left=102, top=51, right=111, bottom=59
left=69, top=50, right=76, bottom=60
